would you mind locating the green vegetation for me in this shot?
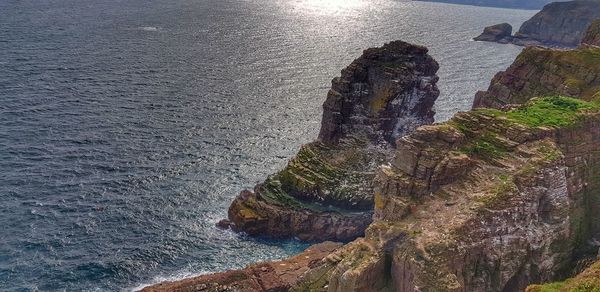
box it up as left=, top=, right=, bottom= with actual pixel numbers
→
left=481, top=96, right=599, bottom=128
left=527, top=261, right=600, bottom=292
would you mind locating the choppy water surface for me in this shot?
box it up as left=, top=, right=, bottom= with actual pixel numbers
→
left=0, top=0, right=534, bottom=290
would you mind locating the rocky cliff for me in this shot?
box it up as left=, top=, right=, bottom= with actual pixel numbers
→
left=473, top=44, right=600, bottom=109
left=473, top=1, right=600, bottom=47
left=301, top=96, right=600, bottom=291
left=146, top=38, right=600, bottom=292
left=527, top=259, right=600, bottom=291
left=219, top=41, right=440, bottom=242
left=583, top=19, right=600, bottom=47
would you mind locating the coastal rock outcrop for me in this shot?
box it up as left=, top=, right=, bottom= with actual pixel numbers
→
left=582, top=19, right=600, bottom=47
left=527, top=259, right=600, bottom=291
left=297, top=96, right=600, bottom=291
left=473, top=1, right=600, bottom=47
left=221, top=40, right=440, bottom=241
left=141, top=241, right=342, bottom=292
left=473, top=23, right=513, bottom=43
left=473, top=44, right=600, bottom=109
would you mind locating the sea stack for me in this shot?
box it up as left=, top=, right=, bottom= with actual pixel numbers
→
left=473, top=0, right=600, bottom=47
left=473, top=23, right=513, bottom=43
left=219, top=40, right=440, bottom=242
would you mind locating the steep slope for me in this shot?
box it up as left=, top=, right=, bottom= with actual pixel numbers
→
left=295, top=96, right=600, bottom=291
left=513, top=0, right=600, bottom=47
left=473, top=1, right=600, bottom=47
left=583, top=19, right=600, bottom=47
left=219, top=41, right=440, bottom=241
left=527, top=259, right=600, bottom=291
left=412, top=0, right=555, bottom=10
left=473, top=45, right=600, bottom=109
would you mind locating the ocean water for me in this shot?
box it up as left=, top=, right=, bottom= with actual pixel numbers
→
left=0, top=0, right=534, bottom=290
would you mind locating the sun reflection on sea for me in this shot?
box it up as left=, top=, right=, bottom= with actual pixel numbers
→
left=292, top=0, right=367, bottom=14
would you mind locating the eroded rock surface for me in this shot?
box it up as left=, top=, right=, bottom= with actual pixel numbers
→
left=473, top=23, right=513, bottom=44
left=583, top=19, right=600, bottom=47
left=140, top=241, right=342, bottom=292
left=221, top=41, right=440, bottom=241
left=512, top=0, right=600, bottom=47
left=473, top=45, right=600, bottom=109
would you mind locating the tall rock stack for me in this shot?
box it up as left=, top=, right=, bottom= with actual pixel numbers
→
left=220, top=41, right=440, bottom=242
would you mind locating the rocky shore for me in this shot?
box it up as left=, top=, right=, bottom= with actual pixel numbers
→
left=218, top=40, right=440, bottom=242
left=144, top=22, right=600, bottom=292
left=474, top=0, right=600, bottom=48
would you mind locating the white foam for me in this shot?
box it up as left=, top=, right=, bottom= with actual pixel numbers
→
left=138, top=26, right=159, bottom=32
left=128, top=270, right=210, bottom=292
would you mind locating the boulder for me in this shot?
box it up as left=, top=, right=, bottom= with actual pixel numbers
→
left=473, top=23, right=513, bottom=43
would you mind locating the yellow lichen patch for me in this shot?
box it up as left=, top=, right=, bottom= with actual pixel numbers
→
left=370, top=85, right=393, bottom=114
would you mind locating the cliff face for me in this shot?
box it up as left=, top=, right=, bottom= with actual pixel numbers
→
left=221, top=41, right=440, bottom=241
left=582, top=19, right=600, bottom=47
left=296, top=96, right=600, bottom=292
left=513, top=1, right=600, bottom=47
left=473, top=45, right=600, bottom=109
left=147, top=38, right=600, bottom=292
left=141, top=241, right=342, bottom=292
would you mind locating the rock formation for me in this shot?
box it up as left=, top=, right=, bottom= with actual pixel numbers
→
left=140, top=241, right=342, bottom=292
left=303, top=96, right=600, bottom=291
left=219, top=41, right=440, bottom=241
left=527, top=259, right=600, bottom=291
left=473, top=44, right=600, bottom=109
left=150, top=40, right=600, bottom=291
left=582, top=19, right=600, bottom=47
left=473, top=1, right=600, bottom=48
left=473, top=23, right=513, bottom=44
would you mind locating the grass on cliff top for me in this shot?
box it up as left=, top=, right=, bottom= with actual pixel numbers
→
left=482, top=96, right=599, bottom=128
left=527, top=261, right=600, bottom=292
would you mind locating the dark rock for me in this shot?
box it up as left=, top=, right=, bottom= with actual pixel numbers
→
left=473, top=23, right=513, bottom=43
left=216, top=219, right=231, bottom=229
left=473, top=45, right=600, bottom=109
left=582, top=19, right=600, bottom=47
left=318, top=40, right=439, bottom=146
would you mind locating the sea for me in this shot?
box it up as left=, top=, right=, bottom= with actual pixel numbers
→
left=0, top=0, right=534, bottom=290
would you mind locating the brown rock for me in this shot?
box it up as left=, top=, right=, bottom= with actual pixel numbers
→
left=139, top=241, right=342, bottom=292
left=473, top=23, right=513, bottom=44
left=582, top=19, right=600, bottom=47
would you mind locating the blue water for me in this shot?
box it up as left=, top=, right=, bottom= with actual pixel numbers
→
left=0, top=0, right=534, bottom=290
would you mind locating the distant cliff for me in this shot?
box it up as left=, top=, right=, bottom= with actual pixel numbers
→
left=413, top=0, right=555, bottom=10
left=144, top=25, right=600, bottom=292
left=474, top=0, right=600, bottom=47
left=473, top=36, right=600, bottom=108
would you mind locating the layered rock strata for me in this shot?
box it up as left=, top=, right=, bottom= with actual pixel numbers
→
left=141, top=241, right=342, bottom=292
left=583, top=19, right=600, bottom=47
left=473, top=1, right=600, bottom=47
left=221, top=41, right=440, bottom=241
left=295, top=96, right=600, bottom=291
left=473, top=23, right=513, bottom=44
left=473, top=45, right=600, bottom=109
